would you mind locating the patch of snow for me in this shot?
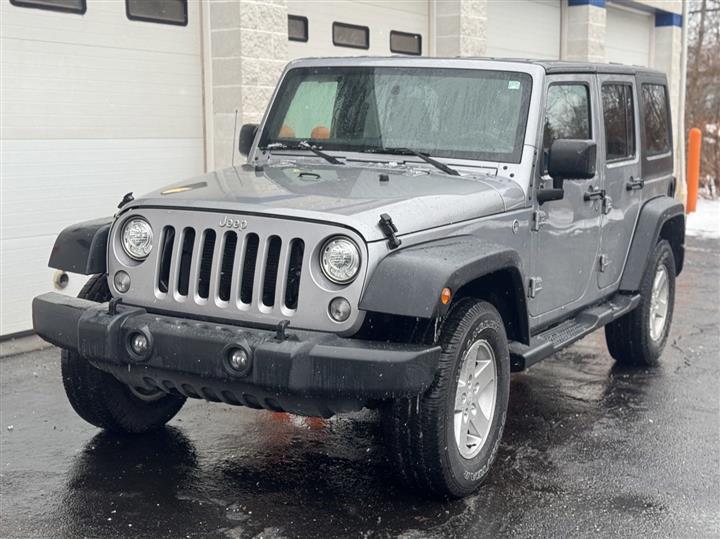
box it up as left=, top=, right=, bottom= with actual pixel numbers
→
left=686, top=198, right=720, bottom=239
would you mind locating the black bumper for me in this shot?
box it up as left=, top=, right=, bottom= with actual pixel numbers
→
left=32, top=292, right=440, bottom=417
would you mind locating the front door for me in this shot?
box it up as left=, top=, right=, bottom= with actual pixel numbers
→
left=597, top=75, right=642, bottom=289
left=530, top=75, right=602, bottom=318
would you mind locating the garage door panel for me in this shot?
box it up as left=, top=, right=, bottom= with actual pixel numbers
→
left=287, top=0, right=428, bottom=58
left=487, top=0, right=561, bottom=60
left=1, top=0, right=205, bottom=335
left=606, top=7, right=652, bottom=66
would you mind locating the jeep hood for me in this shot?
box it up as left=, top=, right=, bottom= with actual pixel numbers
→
left=128, top=163, right=525, bottom=242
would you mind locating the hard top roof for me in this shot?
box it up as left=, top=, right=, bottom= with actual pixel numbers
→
left=289, top=56, right=666, bottom=77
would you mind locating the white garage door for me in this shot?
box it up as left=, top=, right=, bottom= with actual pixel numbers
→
left=486, top=0, right=561, bottom=60
left=287, top=0, right=429, bottom=58
left=0, top=1, right=205, bottom=335
left=606, top=6, right=653, bottom=66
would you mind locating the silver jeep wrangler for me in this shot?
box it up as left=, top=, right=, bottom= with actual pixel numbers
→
left=33, top=57, right=685, bottom=498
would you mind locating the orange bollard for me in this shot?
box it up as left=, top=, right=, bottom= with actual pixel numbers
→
left=686, top=127, right=702, bottom=214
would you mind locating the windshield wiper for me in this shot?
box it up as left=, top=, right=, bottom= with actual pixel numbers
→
left=364, top=147, right=460, bottom=176
left=263, top=140, right=343, bottom=165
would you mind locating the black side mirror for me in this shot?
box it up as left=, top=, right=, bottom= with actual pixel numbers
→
left=547, top=139, right=596, bottom=186
left=238, top=124, right=258, bottom=156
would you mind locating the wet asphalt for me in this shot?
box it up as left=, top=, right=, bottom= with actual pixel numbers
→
left=1, top=235, right=719, bottom=539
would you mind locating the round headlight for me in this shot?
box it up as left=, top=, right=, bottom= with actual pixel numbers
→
left=121, top=218, right=153, bottom=260
left=320, top=236, right=361, bottom=284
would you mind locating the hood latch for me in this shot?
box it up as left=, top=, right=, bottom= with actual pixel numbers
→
left=379, top=213, right=402, bottom=250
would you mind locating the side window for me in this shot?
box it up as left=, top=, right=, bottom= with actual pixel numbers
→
left=602, top=83, right=635, bottom=161
left=543, top=83, right=591, bottom=155
left=641, top=84, right=671, bottom=155
left=126, top=0, right=188, bottom=26
left=9, top=0, right=85, bottom=14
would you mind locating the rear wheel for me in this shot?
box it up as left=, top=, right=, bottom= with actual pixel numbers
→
left=61, top=275, right=186, bottom=433
left=605, top=240, right=676, bottom=366
left=382, top=299, right=510, bottom=498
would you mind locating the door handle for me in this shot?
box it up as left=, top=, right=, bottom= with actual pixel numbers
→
left=584, top=187, right=605, bottom=201
left=626, top=177, right=644, bottom=191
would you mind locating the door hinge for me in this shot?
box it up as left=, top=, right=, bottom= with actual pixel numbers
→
left=528, top=277, right=543, bottom=298
left=602, top=195, right=613, bottom=215
left=531, top=210, right=547, bottom=232
left=598, top=254, right=610, bottom=273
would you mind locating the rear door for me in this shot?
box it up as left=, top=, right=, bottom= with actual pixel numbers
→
left=597, top=75, right=642, bottom=289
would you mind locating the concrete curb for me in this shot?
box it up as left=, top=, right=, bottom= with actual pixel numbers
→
left=0, top=335, right=53, bottom=359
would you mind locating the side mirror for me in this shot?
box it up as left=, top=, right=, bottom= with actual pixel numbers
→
left=547, top=139, right=596, bottom=186
left=238, top=123, right=258, bottom=156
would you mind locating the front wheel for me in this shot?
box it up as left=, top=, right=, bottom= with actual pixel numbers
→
left=382, top=299, right=510, bottom=498
left=61, top=275, right=186, bottom=433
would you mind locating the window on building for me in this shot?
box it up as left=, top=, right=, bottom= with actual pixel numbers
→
left=333, top=22, right=369, bottom=49
left=642, top=83, right=671, bottom=155
left=9, top=0, right=85, bottom=14
left=126, top=0, right=187, bottom=26
left=288, top=15, right=308, bottom=42
left=390, top=31, right=421, bottom=55
left=543, top=83, right=591, bottom=154
left=602, top=83, right=635, bottom=161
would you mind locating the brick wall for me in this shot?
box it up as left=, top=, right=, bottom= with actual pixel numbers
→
left=208, top=0, right=288, bottom=168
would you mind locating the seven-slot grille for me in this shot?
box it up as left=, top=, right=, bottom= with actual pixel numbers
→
left=156, top=225, right=305, bottom=313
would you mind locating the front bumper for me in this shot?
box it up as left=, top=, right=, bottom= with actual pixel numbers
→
left=32, top=292, right=440, bottom=417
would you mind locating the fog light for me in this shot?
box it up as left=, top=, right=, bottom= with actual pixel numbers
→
left=114, top=271, right=131, bottom=293
left=130, top=333, right=149, bottom=356
left=329, top=297, right=351, bottom=322
left=228, top=348, right=249, bottom=372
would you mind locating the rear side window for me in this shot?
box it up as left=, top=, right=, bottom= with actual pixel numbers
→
left=602, top=83, right=635, bottom=161
left=126, top=0, right=188, bottom=26
left=641, top=84, right=670, bottom=155
left=10, top=0, right=85, bottom=14
left=543, top=83, right=591, bottom=153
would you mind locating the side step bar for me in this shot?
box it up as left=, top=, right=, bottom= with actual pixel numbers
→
left=508, top=293, right=641, bottom=371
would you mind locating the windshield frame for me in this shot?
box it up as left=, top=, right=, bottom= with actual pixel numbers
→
left=258, top=65, right=534, bottom=164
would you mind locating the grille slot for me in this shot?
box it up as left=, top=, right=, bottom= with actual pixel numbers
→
left=157, top=226, right=175, bottom=294
left=240, top=233, right=259, bottom=304
left=262, top=236, right=282, bottom=307
left=177, top=228, right=195, bottom=296
left=218, top=232, right=237, bottom=302
left=284, top=239, right=304, bottom=310
left=197, top=230, right=216, bottom=299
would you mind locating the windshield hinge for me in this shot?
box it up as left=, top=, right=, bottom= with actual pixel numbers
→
left=379, top=213, right=402, bottom=249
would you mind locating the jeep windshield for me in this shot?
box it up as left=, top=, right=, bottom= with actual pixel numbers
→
left=260, top=66, right=533, bottom=163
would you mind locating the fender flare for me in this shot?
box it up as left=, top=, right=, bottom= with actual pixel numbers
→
left=49, top=217, right=112, bottom=275
left=619, top=197, right=685, bottom=292
left=359, top=236, right=529, bottom=342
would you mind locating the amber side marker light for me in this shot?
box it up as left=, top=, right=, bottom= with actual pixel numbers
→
left=441, top=287, right=452, bottom=305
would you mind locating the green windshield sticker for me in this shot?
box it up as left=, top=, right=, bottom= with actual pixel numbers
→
left=508, top=80, right=521, bottom=90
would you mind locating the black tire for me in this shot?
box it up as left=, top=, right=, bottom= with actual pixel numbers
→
left=382, top=299, right=510, bottom=498
left=605, top=240, right=676, bottom=367
left=61, top=275, right=186, bottom=433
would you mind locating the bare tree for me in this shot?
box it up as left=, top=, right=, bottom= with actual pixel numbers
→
left=686, top=0, right=720, bottom=197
